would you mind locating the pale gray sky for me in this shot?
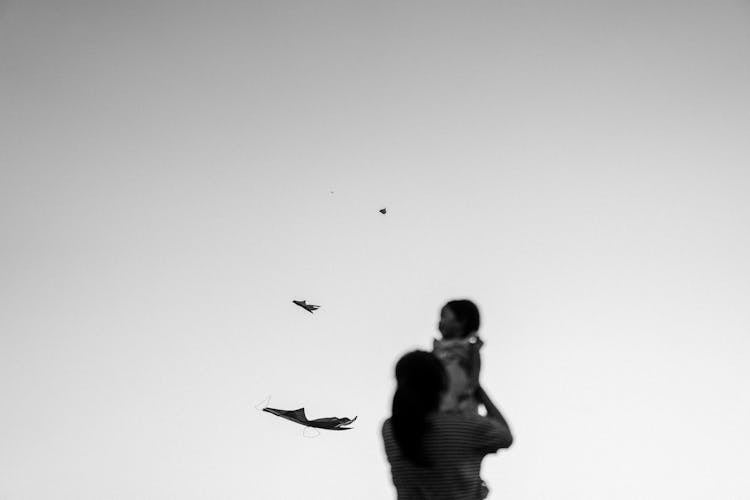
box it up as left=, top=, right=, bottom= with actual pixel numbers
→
left=2, top=1, right=750, bottom=499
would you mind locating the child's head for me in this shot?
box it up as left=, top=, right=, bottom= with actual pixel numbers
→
left=438, top=299, right=481, bottom=339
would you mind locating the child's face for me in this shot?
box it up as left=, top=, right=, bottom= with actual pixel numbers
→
left=438, top=306, right=465, bottom=339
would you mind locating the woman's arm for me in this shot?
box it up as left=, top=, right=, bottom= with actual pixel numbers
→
left=473, top=384, right=513, bottom=450
left=476, top=385, right=512, bottom=435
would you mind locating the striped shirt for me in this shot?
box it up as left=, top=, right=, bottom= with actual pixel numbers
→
left=381, top=411, right=511, bottom=500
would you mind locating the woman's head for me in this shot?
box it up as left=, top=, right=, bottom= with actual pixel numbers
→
left=390, top=350, right=447, bottom=467
left=439, top=299, right=481, bottom=339
left=394, top=350, right=448, bottom=399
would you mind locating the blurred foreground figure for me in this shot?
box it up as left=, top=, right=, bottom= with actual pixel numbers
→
left=381, top=350, right=512, bottom=499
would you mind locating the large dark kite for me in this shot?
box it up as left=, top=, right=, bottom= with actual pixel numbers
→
left=262, top=406, right=357, bottom=430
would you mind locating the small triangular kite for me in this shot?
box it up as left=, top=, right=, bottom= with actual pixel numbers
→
left=293, top=300, right=320, bottom=313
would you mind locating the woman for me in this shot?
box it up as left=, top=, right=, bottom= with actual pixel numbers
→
left=381, top=351, right=513, bottom=499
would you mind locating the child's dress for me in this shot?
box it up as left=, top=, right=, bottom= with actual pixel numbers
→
left=432, top=334, right=484, bottom=416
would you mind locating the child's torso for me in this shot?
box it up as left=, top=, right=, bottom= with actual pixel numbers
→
left=433, top=335, right=484, bottom=415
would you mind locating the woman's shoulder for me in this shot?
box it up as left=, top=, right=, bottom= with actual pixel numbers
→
left=383, top=413, right=495, bottom=448
left=426, top=412, right=501, bottom=450
left=381, top=417, right=392, bottom=431
left=430, top=410, right=491, bottom=429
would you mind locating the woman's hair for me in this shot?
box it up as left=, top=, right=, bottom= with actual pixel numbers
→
left=444, top=299, right=481, bottom=337
left=391, top=350, right=447, bottom=468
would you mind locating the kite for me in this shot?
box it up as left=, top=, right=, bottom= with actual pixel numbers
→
left=379, top=208, right=387, bottom=214
left=293, top=300, right=320, bottom=313
left=262, top=406, right=357, bottom=430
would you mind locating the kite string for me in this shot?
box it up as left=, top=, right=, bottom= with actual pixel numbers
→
left=302, top=426, right=321, bottom=439
left=254, top=394, right=272, bottom=411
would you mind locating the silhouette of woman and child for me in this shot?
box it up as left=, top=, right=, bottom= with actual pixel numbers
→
left=381, top=299, right=513, bottom=499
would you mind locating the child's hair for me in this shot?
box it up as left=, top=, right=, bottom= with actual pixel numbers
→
left=444, top=299, right=481, bottom=337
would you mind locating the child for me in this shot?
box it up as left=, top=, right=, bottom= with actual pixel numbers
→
left=432, top=299, right=484, bottom=416
left=432, top=299, right=489, bottom=498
